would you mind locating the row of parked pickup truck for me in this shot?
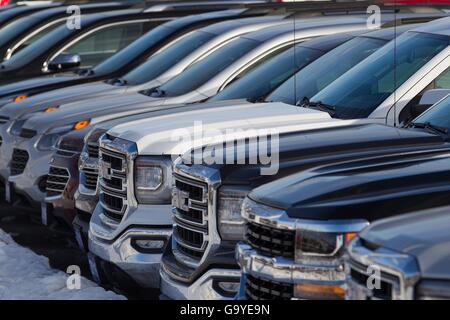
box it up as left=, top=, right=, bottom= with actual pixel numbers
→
left=1, top=0, right=450, bottom=300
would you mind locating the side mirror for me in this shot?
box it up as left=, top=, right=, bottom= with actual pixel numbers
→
left=48, top=53, right=81, bottom=71
left=412, top=88, right=450, bottom=117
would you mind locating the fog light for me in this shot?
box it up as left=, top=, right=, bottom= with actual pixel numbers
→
left=216, top=281, right=240, bottom=295
left=134, top=239, right=165, bottom=250
left=294, top=283, right=345, bottom=300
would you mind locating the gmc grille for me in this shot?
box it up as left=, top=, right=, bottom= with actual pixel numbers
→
left=172, top=174, right=208, bottom=264
left=46, top=166, right=70, bottom=197
left=10, top=149, right=29, bottom=176
left=99, top=143, right=128, bottom=224
left=245, top=221, right=295, bottom=258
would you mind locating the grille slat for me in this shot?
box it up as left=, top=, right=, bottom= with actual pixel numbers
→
left=0, top=116, right=9, bottom=124
left=87, top=143, right=99, bottom=158
left=84, top=171, right=98, bottom=189
left=245, top=275, right=293, bottom=300
left=10, top=149, right=29, bottom=176
left=46, top=166, right=69, bottom=197
left=246, top=222, right=295, bottom=258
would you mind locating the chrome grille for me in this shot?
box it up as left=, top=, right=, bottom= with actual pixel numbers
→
left=245, top=221, right=295, bottom=258
left=245, top=274, right=293, bottom=300
left=10, top=149, right=29, bottom=176
left=172, top=173, right=209, bottom=263
left=87, top=143, right=99, bottom=158
left=348, top=258, right=400, bottom=300
left=46, top=166, right=70, bottom=197
left=98, top=141, right=129, bottom=224
left=82, top=168, right=98, bottom=190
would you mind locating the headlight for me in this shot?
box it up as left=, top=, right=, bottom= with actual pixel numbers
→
left=295, top=230, right=344, bottom=258
left=9, top=119, right=26, bottom=136
left=36, top=125, right=72, bottom=151
left=217, top=186, right=251, bottom=241
left=294, top=226, right=363, bottom=300
left=134, top=156, right=172, bottom=204
left=36, top=120, right=90, bottom=151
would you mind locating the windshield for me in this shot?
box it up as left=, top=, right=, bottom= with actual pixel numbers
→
left=93, top=25, right=175, bottom=76
left=0, top=23, right=73, bottom=69
left=19, top=20, right=66, bottom=51
left=310, top=32, right=450, bottom=119
left=123, top=30, right=215, bottom=85
left=413, top=95, right=450, bottom=131
left=210, top=45, right=324, bottom=102
left=0, top=7, right=28, bottom=26
left=158, top=37, right=260, bottom=97
left=266, top=36, right=387, bottom=105
left=0, top=17, right=39, bottom=54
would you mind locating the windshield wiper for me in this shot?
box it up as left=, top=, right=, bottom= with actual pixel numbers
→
left=141, top=86, right=166, bottom=97
left=247, top=96, right=268, bottom=103
left=297, top=96, right=336, bottom=116
left=113, top=78, right=128, bottom=86
left=410, top=121, right=449, bottom=136
left=77, top=68, right=94, bottom=76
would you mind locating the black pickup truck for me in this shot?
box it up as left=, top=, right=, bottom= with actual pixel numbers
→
left=233, top=95, right=450, bottom=300
left=160, top=92, right=450, bottom=300
left=346, top=206, right=450, bottom=300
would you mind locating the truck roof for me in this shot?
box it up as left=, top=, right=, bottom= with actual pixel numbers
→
left=411, top=16, right=450, bottom=36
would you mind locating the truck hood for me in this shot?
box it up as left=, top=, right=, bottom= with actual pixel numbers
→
left=108, top=102, right=351, bottom=155
left=22, top=93, right=164, bottom=134
left=360, top=208, right=450, bottom=281
left=0, top=73, right=80, bottom=99
left=0, top=81, right=122, bottom=119
left=249, top=151, right=450, bottom=221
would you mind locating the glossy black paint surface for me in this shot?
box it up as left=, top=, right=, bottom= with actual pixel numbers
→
left=360, top=206, right=450, bottom=280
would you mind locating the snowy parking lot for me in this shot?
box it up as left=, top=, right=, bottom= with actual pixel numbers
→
left=0, top=202, right=125, bottom=300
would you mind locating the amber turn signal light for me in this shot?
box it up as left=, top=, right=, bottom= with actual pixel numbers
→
left=44, top=107, right=59, bottom=113
left=14, top=95, right=27, bottom=102
left=73, top=120, right=90, bottom=130
left=294, top=283, right=345, bottom=300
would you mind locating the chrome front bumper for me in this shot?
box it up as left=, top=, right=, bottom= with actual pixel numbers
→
left=89, top=226, right=172, bottom=288
left=160, top=265, right=241, bottom=300
left=236, top=243, right=346, bottom=299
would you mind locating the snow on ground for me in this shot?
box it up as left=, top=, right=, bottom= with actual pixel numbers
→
left=0, top=229, right=125, bottom=300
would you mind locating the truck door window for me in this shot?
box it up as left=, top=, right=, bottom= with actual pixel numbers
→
left=400, top=66, right=450, bottom=123
left=62, top=22, right=146, bottom=68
